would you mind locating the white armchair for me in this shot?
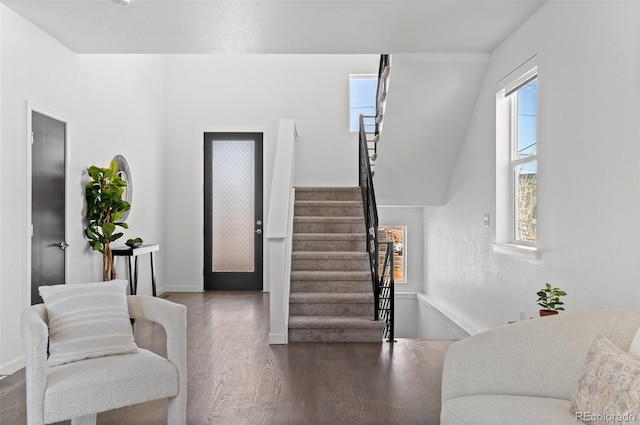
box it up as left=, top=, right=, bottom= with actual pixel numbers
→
left=21, top=295, right=187, bottom=425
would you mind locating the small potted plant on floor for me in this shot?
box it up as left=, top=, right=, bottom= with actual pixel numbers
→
left=536, top=283, right=567, bottom=316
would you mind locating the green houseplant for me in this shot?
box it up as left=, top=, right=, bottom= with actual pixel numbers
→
left=85, top=160, right=130, bottom=280
left=536, top=283, right=567, bottom=316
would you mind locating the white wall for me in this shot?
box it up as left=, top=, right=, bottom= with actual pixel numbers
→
left=426, top=1, right=640, bottom=333
left=0, top=5, right=166, bottom=373
left=162, top=55, right=377, bottom=291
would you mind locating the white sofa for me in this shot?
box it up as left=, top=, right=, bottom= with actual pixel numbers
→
left=440, top=309, right=640, bottom=425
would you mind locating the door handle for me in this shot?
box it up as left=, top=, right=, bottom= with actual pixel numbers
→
left=59, top=241, right=69, bottom=250
left=255, top=229, right=262, bottom=235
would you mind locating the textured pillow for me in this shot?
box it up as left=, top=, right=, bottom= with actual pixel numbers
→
left=630, top=327, right=640, bottom=358
left=570, top=334, right=640, bottom=424
left=39, top=280, right=137, bottom=367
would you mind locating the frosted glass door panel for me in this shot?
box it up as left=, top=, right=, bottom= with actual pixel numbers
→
left=211, top=140, right=255, bottom=272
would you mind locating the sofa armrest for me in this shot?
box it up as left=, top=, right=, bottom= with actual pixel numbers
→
left=441, top=309, right=640, bottom=403
left=126, top=296, right=187, bottom=397
left=21, top=304, right=49, bottom=425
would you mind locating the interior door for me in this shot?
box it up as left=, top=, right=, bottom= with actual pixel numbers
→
left=204, top=133, right=263, bottom=291
left=31, top=111, right=67, bottom=305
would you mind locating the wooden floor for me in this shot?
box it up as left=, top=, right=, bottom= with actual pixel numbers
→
left=0, top=292, right=453, bottom=425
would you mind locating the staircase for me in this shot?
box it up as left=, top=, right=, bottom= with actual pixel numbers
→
left=288, top=187, right=386, bottom=342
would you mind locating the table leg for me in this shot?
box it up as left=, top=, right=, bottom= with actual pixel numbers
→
left=127, top=258, right=134, bottom=295
left=134, top=257, right=139, bottom=295
left=150, top=252, right=157, bottom=297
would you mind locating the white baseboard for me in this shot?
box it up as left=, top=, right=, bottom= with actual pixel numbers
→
left=269, top=333, right=287, bottom=344
left=161, top=285, right=203, bottom=293
left=1, top=355, right=24, bottom=376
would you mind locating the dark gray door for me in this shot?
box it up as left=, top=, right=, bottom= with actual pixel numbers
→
left=31, top=111, right=66, bottom=305
left=204, top=133, right=263, bottom=291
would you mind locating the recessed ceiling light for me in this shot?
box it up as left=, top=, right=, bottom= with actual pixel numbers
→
left=113, top=0, right=131, bottom=6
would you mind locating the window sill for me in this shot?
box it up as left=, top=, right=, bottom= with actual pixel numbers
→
left=491, top=242, right=540, bottom=260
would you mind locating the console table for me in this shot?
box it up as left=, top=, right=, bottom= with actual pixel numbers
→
left=112, top=244, right=159, bottom=296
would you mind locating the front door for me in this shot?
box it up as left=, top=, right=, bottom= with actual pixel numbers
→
left=204, top=133, right=263, bottom=290
left=31, top=111, right=67, bottom=305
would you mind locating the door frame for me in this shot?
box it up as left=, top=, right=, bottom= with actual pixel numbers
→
left=198, top=127, right=268, bottom=292
left=25, top=101, right=70, bottom=308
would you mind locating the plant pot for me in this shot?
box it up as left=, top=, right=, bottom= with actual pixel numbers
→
left=539, top=310, right=558, bottom=317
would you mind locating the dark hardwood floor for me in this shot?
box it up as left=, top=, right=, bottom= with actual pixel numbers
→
left=0, top=292, right=453, bottom=425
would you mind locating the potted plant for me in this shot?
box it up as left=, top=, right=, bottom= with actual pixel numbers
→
left=85, top=160, right=130, bottom=280
left=536, top=283, right=567, bottom=316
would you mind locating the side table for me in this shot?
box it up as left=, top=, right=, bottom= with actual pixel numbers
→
left=112, top=244, right=159, bottom=296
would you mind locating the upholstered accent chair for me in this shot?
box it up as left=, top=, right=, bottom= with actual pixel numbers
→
left=21, top=295, right=187, bottom=425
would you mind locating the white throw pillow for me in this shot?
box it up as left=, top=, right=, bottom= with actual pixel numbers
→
left=630, top=326, right=640, bottom=358
left=39, top=280, right=137, bottom=367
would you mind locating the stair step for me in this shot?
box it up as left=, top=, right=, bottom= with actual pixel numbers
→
left=292, top=233, right=366, bottom=252
left=291, top=251, right=370, bottom=272
left=290, top=292, right=375, bottom=316
left=294, top=201, right=362, bottom=217
left=288, top=316, right=385, bottom=342
left=295, top=186, right=362, bottom=202
left=293, top=217, right=365, bottom=234
left=290, top=271, right=371, bottom=281
left=290, top=292, right=374, bottom=304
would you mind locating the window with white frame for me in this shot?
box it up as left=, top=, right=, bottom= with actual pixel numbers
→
left=349, top=75, right=377, bottom=132
left=378, top=225, right=406, bottom=283
left=496, top=58, right=538, bottom=251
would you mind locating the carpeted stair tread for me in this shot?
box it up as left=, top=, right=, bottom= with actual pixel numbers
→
left=291, top=251, right=369, bottom=260
left=289, top=316, right=385, bottom=330
left=295, top=187, right=361, bottom=192
left=290, top=271, right=371, bottom=281
left=290, top=292, right=374, bottom=304
left=294, top=217, right=364, bottom=223
left=293, top=233, right=365, bottom=240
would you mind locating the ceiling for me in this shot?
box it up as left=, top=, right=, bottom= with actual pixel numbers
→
left=1, top=0, right=546, bottom=54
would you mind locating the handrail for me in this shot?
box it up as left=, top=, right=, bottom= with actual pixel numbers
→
left=359, top=114, right=380, bottom=320
left=359, top=54, right=394, bottom=342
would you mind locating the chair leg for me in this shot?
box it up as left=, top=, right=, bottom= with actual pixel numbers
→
left=167, top=394, right=187, bottom=425
left=71, top=413, right=97, bottom=425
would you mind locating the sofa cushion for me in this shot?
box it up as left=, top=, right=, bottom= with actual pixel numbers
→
left=570, top=334, right=640, bottom=424
left=441, top=395, right=576, bottom=425
left=39, top=280, right=138, bottom=366
left=44, top=348, right=178, bottom=423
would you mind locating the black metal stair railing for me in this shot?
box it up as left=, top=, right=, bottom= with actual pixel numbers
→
left=378, top=241, right=394, bottom=341
left=358, top=54, right=393, bottom=342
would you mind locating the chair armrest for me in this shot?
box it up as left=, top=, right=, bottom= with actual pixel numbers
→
left=21, top=305, right=49, bottom=425
left=126, top=296, right=187, bottom=397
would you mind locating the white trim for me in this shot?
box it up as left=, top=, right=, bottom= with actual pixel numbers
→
left=497, top=55, right=538, bottom=93
left=416, top=293, right=477, bottom=336
left=0, top=355, right=25, bottom=376
left=26, top=101, right=70, bottom=309
left=161, top=285, right=203, bottom=293
left=491, top=242, right=541, bottom=261
left=268, top=333, right=287, bottom=344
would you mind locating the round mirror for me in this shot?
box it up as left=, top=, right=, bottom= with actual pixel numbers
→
left=113, top=154, right=132, bottom=222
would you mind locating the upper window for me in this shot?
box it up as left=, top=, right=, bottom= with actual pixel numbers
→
left=495, top=58, right=538, bottom=253
left=349, top=75, right=377, bottom=132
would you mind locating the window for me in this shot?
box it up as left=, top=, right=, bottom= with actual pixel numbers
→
left=378, top=226, right=406, bottom=283
left=349, top=75, right=377, bottom=132
left=495, top=57, right=539, bottom=256
left=511, top=78, right=537, bottom=243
